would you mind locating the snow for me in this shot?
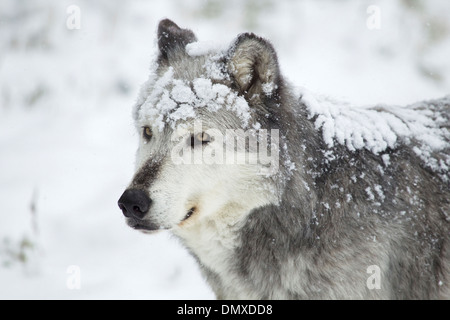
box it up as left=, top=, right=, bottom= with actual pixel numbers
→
left=137, top=68, right=253, bottom=129
left=300, top=87, right=449, bottom=180
left=374, top=185, right=386, bottom=202
left=381, top=154, right=390, bottom=167
left=262, top=82, right=277, bottom=97
left=365, top=187, right=375, bottom=201
left=1, top=0, right=449, bottom=300
left=186, top=41, right=227, bottom=57
left=301, top=87, right=448, bottom=155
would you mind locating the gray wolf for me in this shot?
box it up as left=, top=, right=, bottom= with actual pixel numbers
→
left=118, top=19, right=450, bottom=299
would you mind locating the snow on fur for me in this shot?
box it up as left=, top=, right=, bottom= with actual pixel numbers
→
left=299, top=87, right=449, bottom=180
left=135, top=63, right=251, bottom=131
left=186, top=41, right=228, bottom=57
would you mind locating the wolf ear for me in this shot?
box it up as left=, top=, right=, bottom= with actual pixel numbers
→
left=227, top=33, right=281, bottom=99
left=157, top=19, right=197, bottom=63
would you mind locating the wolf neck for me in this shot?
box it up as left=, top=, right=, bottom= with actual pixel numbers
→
left=172, top=202, right=256, bottom=295
left=172, top=171, right=317, bottom=299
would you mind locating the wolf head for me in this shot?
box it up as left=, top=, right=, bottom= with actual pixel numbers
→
left=118, top=19, right=283, bottom=234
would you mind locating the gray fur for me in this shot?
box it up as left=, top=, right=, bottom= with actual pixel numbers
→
left=123, top=19, right=450, bottom=299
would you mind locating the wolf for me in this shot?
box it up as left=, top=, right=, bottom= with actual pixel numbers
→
left=118, top=19, right=450, bottom=299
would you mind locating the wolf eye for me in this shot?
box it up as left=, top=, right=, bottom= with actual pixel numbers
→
left=195, top=132, right=211, bottom=144
left=142, top=126, right=152, bottom=140
left=189, top=132, right=212, bottom=147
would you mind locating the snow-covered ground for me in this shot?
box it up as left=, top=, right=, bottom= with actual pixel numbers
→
left=0, top=0, right=449, bottom=299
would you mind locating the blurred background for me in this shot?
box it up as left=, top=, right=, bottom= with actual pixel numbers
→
left=0, top=0, right=449, bottom=299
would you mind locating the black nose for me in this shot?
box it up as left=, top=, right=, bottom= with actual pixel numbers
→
left=118, top=189, right=152, bottom=220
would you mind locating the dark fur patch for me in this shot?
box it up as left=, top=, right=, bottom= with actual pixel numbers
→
left=157, top=19, right=197, bottom=63
left=131, top=158, right=162, bottom=189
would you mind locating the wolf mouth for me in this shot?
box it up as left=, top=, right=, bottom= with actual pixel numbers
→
left=126, top=218, right=160, bottom=232
left=125, top=207, right=197, bottom=231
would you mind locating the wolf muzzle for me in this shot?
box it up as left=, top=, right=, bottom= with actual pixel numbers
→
left=118, top=188, right=151, bottom=218
left=118, top=189, right=160, bottom=231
